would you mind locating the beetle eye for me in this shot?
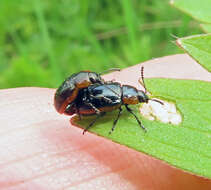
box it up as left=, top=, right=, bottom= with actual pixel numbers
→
left=90, top=77, right=96, bottom=83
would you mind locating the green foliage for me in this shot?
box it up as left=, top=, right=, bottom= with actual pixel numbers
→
left=177, top=34, right=211, bottom=71
left=172, top=0, right=211, bottom=34
left=0, top=0, right=201, bottom=88
left=171, top=0, right=211, bottom=23
left=75, top=79, right=211, bottom=178
left=1, top=57, right=51, bottom=88
left=172, top=0, right=211, bottom=71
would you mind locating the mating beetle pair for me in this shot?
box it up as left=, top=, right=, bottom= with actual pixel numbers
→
left=54, top=67, right=162, bottom=134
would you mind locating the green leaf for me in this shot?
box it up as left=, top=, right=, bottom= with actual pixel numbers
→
left=176, top=34, right=211, bottom=71
left=73, top=78, right=211, bottom=178
left=171, top=0, right=211, bottom=23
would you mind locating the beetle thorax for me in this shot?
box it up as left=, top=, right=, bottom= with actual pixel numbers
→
left=122, top=85, right=140, bottom=105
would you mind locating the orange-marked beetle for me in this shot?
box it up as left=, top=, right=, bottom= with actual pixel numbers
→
left=57, top=67, right=163, bottom=134
left=54, top=71, right=104, bottom=114
left=54, top=69, right=120, bottom=114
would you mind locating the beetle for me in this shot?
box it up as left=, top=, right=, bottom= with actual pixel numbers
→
left=64, top=67, right=163, bottom=134
left=54, top=71, right=104, bottom=114
left=54, top=69, right=120, bottom=114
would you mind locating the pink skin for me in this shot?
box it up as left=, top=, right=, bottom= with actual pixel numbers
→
left=0, top=54, right=211, bottom=190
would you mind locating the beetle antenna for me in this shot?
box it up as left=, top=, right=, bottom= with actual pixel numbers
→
left=151, top=98, right=164, bottom=105
left=140, top=66, right=164, bottom=105
left=99, top=68, right=121, bottom=75
left=140, top=66, right=147, bottom=94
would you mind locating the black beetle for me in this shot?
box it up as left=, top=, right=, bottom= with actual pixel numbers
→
left=64, top=67, right=163, bottom=134
left=54, top=69, right=120, bottom=114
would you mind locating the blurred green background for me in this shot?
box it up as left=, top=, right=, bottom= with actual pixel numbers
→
left=0, top=0, right=202, bottom=89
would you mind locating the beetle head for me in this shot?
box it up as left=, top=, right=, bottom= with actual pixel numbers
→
left=88, top=72, right=104, bottom=84
left=138, top=90, right=149, bottom=103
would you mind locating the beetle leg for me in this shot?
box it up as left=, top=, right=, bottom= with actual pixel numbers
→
left=76, top=108, right=82, bottom=120
left=103, top=96, right=113, bottom=103
left=89, top=94, right=113, bottom=103
left=84, top=102, right=101, bottom=115
left=109, top=107, right=123, bottom=134
left=83, top=112, right=106, bottom=135
left=125, top=105, right=147, bottom=132
left=99, top=68, right=120, bottom=75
